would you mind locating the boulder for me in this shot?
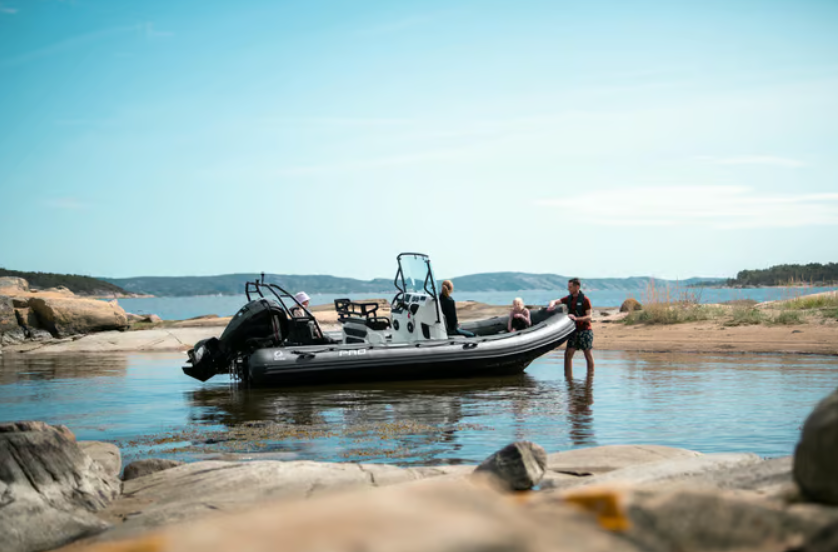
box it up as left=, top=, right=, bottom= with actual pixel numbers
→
left=600, top=487, right=838, bottom=552
left=0, top=276, right=29, bottom=292
left=78, top=441, right=122, bottom=479
left=792, top=520, right=838, bottom=552
left=475, top=441, right=548, bottom=491
left=1, top=295, right=18, bottom=334
left=0, top=327, right=26, bottom=345
left=0, top=421, right=120, bottom=552
left=794, top=387, right=838, bottom=505
left=43, top=285, right=76, bottom=296
left=620, top=298, right=642, bottom=313
left=122, top=458, right=185, bottom=481
left=14, top=306, right=38, bottom=328
left=27, top=296, right=129, bottom=337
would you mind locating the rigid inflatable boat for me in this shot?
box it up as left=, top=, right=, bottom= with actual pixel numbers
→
left=183, top=253, right=575, bottom=387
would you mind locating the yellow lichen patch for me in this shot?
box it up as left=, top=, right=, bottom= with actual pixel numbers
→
left=561, top=486, right=631, bottom=532
left=77, top=535, right=166, bottom=552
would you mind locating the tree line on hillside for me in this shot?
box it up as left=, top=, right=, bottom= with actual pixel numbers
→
left=727, top=263, right=838, bottom=286
left=0, top=268, right=130, bottom=296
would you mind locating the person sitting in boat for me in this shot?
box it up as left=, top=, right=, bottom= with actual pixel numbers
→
left=440, top=280, right=475, bottom=337
left=291, top=291, right=311, bottom=317
left=507, top=297, right=532, bottom=332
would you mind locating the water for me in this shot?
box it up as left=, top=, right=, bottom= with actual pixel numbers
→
left=116, top=287, right=838, bottom=321
left=2, top=350, right=836, bottom=467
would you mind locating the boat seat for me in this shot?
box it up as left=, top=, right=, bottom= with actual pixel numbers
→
left=341, top=316, right=391, bottom=331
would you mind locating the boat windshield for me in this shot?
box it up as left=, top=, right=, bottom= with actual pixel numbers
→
left=396, top=253, right=438, bottom=297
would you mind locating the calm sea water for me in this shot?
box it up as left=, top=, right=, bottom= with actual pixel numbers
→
left=2, top=350, right=836, bottom=467
left=117, top=287, right=838, bottom=321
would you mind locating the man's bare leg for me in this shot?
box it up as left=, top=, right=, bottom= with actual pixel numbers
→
left=564, top=347, right=576, bottom=377
left=583, top=349, right=595, bottom=373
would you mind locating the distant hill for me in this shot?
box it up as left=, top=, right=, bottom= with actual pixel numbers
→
left=102, top=272, right=726, bottom=297
left=727, top=263, right=838, bottom=286
left=102, top=273, right=395, bottom=297
left=0, top=268, right=131, bottom=297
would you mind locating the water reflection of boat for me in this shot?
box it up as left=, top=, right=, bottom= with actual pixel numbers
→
left=184, top=253, right=575, bottom=387
left=186, top=374, right=542, bottom=427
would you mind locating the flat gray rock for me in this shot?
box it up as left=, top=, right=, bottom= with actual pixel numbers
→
left=98, top=460, right=435, bottom=539
left=546, top=444, right=702, bottom=476
left=543, top=453, right=761, bottom=491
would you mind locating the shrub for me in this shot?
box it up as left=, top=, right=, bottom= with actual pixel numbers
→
left=620, top=298, right=642, bottom=312
left=726, top=307, right=767, bottom=326
left=782, top=292, right=838, bottom=310
left=773, top=310, right=803, bottom=325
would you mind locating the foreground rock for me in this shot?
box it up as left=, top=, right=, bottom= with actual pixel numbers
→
left=794, top=386, right=838, bottom=505
left=475, top=441, right=547, bottom=490
left=96, top=459, right=440, bottom=539
left=0, top=422, right=120, bottom=552
left=66, top=478, right=642, bottom=552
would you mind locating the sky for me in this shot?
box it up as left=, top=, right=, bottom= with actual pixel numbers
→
left=1, top=0, right=837, bottom=281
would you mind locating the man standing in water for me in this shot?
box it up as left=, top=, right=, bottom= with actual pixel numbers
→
left=548, top=278, right=594, bottom=376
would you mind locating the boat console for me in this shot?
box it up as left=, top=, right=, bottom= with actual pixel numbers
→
left=334, top=253, right=448, bottom=345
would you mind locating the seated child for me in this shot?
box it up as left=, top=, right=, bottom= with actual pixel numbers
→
left=507, top=297, right=532, bottom=332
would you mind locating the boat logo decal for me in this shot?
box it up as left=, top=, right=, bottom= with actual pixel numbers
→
left=273, top=350, right=285, bottom=361
left=338, top=349, right=367, bottom=357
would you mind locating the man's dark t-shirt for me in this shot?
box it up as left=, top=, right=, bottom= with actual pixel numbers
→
left=440, top=294, right=458, bottom=335
left=561, top=293, right=592, bottom=331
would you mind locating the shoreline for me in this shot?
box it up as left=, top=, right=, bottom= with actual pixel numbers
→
left=3, top=301, right=837, bottom=356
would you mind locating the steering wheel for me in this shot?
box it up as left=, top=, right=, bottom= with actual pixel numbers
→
left=391, top=292, right=407, bottom=311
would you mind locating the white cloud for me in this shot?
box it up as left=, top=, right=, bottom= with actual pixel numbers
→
left=697, top=155, right=807, bottom=168
left=536, top=186, right=838, bottom=228
left=46, top=198, right=90, bottom=210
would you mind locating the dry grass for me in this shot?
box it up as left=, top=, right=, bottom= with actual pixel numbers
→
left=622, top=281, right=832, bottom=326
left=622, top=279, right=724, bottom=325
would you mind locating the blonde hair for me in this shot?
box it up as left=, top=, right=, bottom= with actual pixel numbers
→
left=441, top=280, right=453, bottom=297
left=512, top=297, right=525, bottom=311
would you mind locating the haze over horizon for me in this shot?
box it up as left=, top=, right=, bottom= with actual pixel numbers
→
left=2, top=1, right=837, bottom=281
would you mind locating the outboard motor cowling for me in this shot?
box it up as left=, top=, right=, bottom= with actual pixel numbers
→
left=183, top=337, right=225, bottom=382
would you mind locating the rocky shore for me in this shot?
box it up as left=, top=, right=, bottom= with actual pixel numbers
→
left=3, top=386, right=838, bottom=552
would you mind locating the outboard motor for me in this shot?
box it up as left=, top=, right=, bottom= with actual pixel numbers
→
left=184, top=337, right=225, bottom=382
left=183, top=298, right=289, bottom=382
